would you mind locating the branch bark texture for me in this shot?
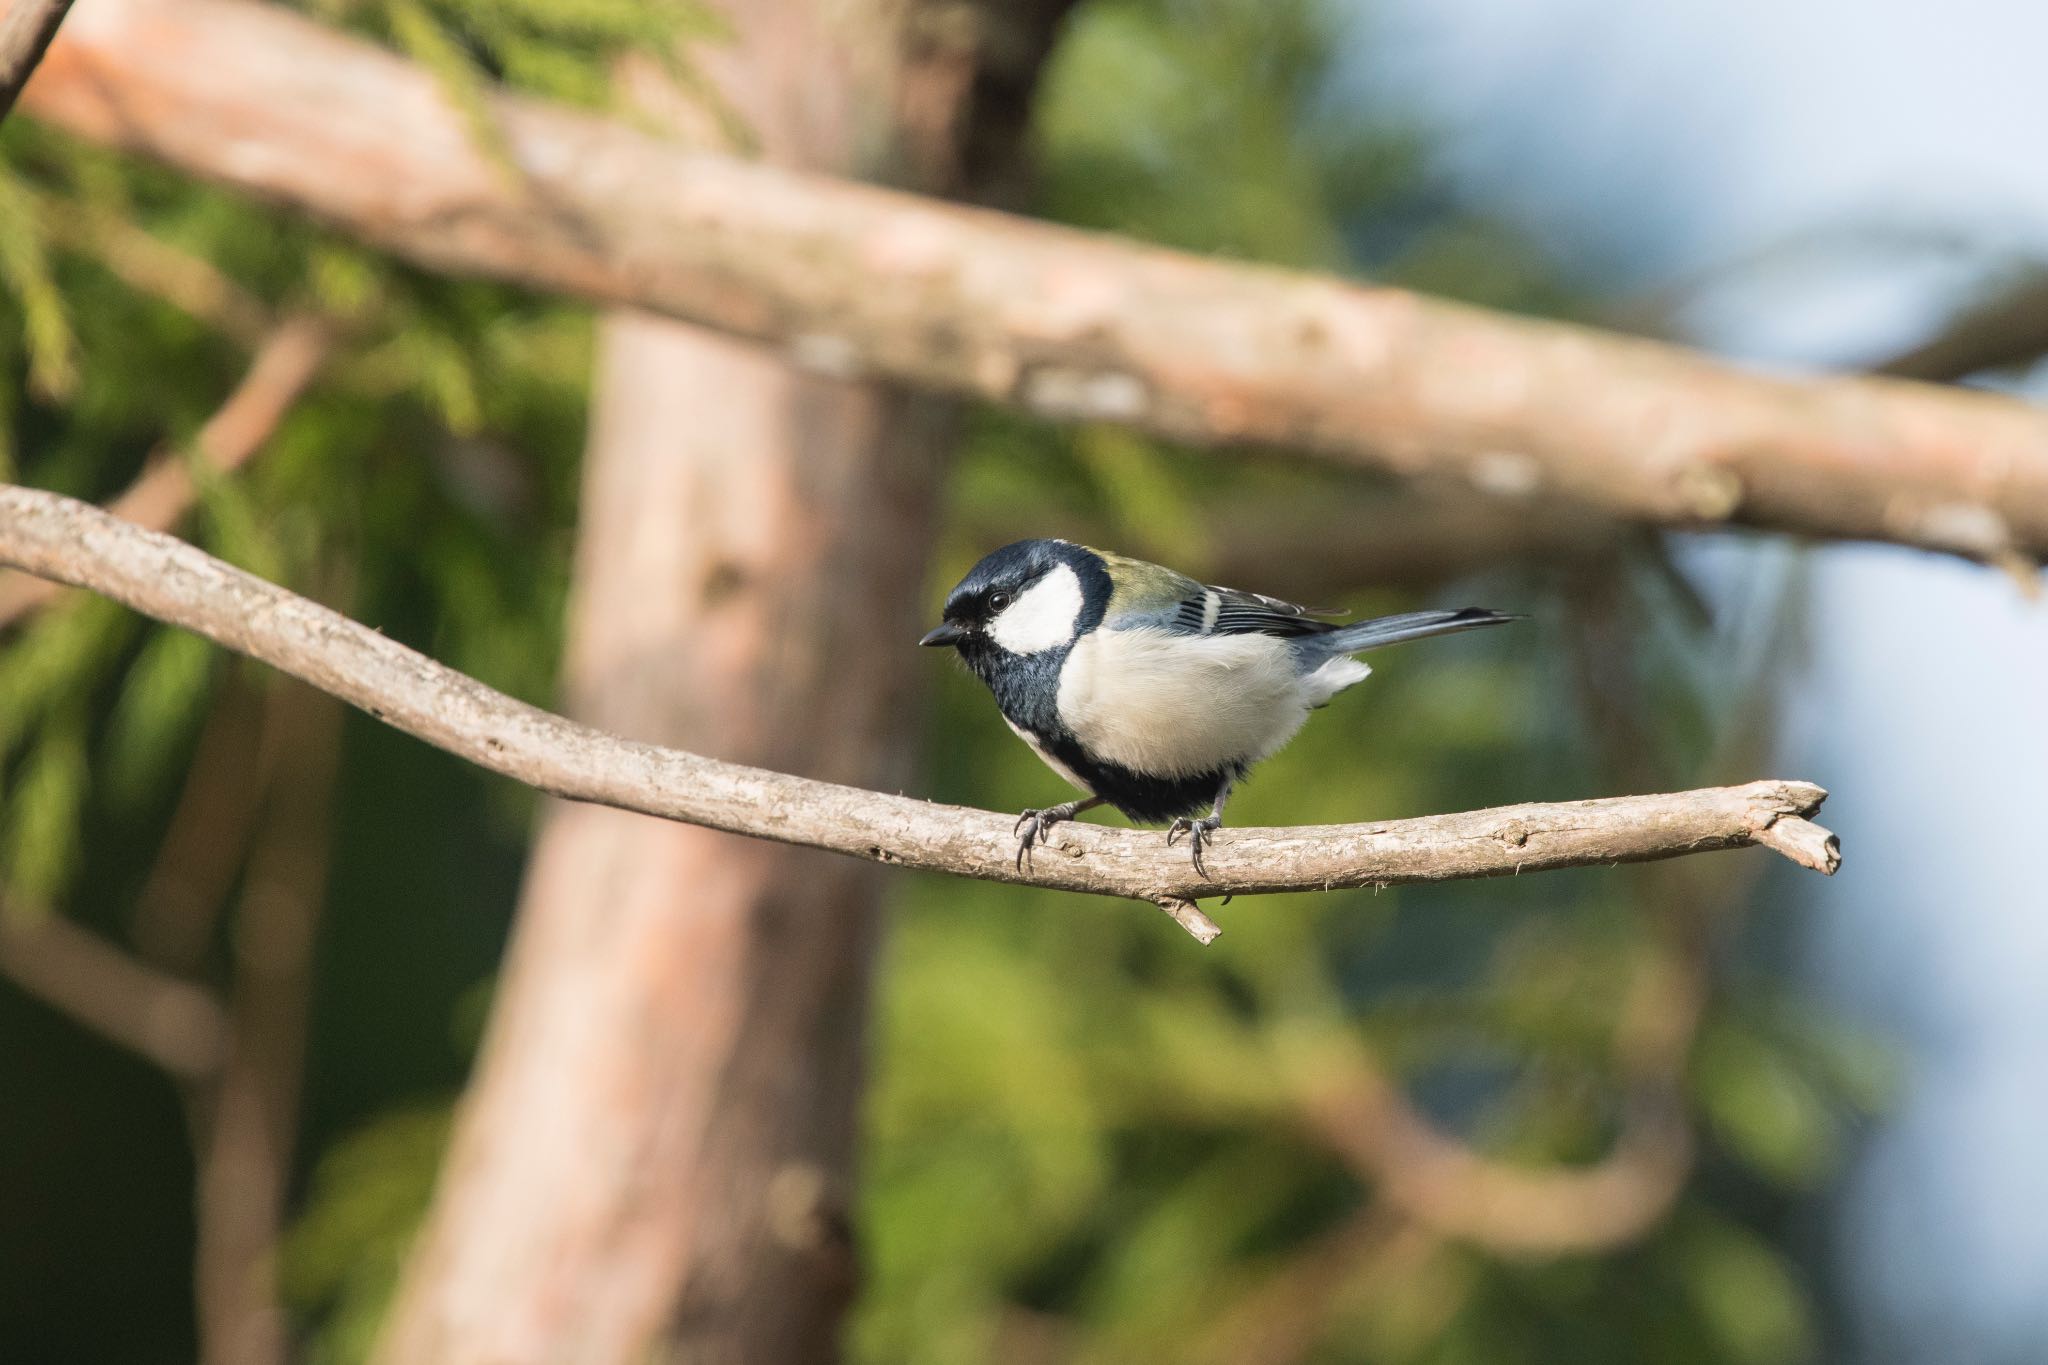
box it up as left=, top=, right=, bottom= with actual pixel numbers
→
left=15, top=0, right=2048, bottom=564
left=0, top=484, right=1841, bottom=945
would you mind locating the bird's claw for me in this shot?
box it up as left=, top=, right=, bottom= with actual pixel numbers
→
left=1014, top=806, right=1067, bottom=871
left=1166, top=815, right=1224, bottom=880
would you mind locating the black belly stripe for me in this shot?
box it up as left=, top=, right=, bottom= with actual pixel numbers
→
left=976, top=640, right=1238, bottom=824
left=1036, top=728, right=1239, bottom=824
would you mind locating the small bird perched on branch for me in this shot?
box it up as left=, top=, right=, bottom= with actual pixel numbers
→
left=921, top=539, right=1518, bottom=875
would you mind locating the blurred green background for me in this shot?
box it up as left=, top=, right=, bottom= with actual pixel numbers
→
left=0, top=0, right=1922, bottom=1361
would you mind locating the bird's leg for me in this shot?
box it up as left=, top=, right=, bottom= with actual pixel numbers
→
left=1014, top=796, right=1106, bottom=870
left=1166, top=779, right=1234, bottom=880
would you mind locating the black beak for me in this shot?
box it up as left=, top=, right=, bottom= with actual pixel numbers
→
left=919, top=622, right=968, bottom=648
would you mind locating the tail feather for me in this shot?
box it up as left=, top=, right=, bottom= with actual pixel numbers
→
left=1304, top=607, right=1521, bottom=657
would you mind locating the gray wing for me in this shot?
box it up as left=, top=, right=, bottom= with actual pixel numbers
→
left=1173, top=584, right=1340, bottom=638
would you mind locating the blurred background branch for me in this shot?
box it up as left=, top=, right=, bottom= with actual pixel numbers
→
left=13, top=0, right=2048, bottom=568
left=0, top=906, right=228, bottom=1079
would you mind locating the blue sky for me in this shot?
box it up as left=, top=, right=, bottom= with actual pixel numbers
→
left=1336, top=1, right=2048, bottom=1356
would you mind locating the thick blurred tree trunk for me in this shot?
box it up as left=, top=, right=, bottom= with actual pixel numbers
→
left=375, top=4, right=1071, bottom=1363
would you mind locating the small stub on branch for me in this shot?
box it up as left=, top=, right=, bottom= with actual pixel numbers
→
left=1755, top=816, right=1841, bottom=875
left=1154, top=897, right=1223, bottom=944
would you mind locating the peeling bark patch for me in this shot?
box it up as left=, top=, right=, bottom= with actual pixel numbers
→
left=1019, top=366, right=1149, bottom=422
left=1905, top=500, right=2010, bottom=556
left=1469, top=452, right=1543, bottom=498
left=1675, top=465, right=1744, bottom=520
left=789, top=332, right=862, bottom=378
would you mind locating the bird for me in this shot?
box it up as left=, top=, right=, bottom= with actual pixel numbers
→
left=919, top=539, right=1520, bottom=877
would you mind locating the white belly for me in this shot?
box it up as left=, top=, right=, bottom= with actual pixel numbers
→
left=1055, top=628, right=1360, bottom=777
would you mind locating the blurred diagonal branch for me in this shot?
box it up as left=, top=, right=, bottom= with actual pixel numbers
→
left=0, top=906, right=228, bottom=1078
left=0, top=484, right=1841, bottom=944
left=0, top=0, right=71, bottom=119
left=1306, top=1059, right=1691, bottom=1254
left=39, top=192, right=273, bottom=344
left=130, top=674, right=272, bottom=969
left=0, top=313, right=333, bottom=629
left=13, top=0, right=2048, bottom=565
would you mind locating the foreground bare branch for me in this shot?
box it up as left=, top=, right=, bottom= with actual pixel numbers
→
left=13, top=0, right=2048, bottom=566
left=0, top=0, right=71, bottom=119
left=0, top=484, right=1839, bottom=941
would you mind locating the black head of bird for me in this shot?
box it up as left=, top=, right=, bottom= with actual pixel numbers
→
left=921, top=539, right=1519, bottom=876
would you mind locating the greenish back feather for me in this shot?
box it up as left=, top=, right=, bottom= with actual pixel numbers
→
left=1088, top=547, right=1338, bottom=636
left=1089, top=548, right=1203, bottom=622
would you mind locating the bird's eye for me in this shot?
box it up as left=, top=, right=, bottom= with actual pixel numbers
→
left=988, top=591, right=1013, bottom=612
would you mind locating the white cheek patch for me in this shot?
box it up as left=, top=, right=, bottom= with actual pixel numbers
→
left=988, top=563, right=1084, bottom=655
